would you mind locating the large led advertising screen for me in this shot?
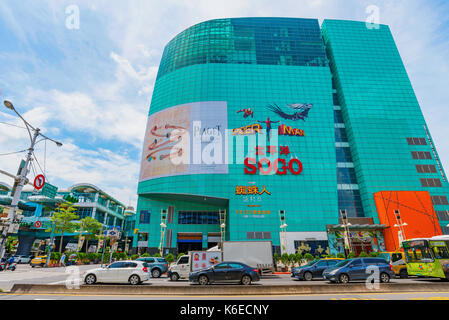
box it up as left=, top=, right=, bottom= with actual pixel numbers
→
left=139, top=101, right=228, bottom=181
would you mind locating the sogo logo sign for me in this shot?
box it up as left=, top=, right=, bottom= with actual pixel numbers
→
left=244, top=157, right=303, bottom=175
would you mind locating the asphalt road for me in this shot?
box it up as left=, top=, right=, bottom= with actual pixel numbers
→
left=0, top=264, right=448, bottom=300
left=1, top=292, right=449, bottom=300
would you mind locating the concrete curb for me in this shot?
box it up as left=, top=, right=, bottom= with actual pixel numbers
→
left=8, top=282, right=449, bottom=296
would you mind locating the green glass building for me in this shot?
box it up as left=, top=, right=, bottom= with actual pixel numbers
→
left=134, top=18, right=449, bottom=256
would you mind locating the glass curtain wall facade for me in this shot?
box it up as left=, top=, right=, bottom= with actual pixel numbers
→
left=322, top=20, right=449, bottom=234
left=135, top=18, right=449, bottom=255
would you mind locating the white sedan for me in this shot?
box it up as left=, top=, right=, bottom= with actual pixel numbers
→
left=84, top=260, right=150, bottom=285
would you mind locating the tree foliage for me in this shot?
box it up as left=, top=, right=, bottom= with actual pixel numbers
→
left=78, top=216, right=102, bottom=253
left=47, top=203, right=79, bottom=252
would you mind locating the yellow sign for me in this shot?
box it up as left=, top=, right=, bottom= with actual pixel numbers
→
left=235, top=209, right=271, bottom=215
left=235, top=185, right=271, bottom=195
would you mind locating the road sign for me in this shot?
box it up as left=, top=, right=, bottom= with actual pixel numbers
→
left=34, top=220, right=42, bottom=228
left=41, top=182, right=58, bottom=199
left=33, top=174, right=45, bottom=190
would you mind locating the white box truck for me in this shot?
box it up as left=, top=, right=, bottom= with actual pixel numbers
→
left=167, top=241, right=274, bottom=281
left=167, top=250, right=223, bottom=281
left=222, top=240, right=274, bottom=274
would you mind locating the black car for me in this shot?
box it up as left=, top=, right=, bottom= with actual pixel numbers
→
left=291, top=259, right=343, bottom=281
left=189, top=261, right=261, bottom=285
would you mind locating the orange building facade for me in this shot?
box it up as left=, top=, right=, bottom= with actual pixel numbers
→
left=374, top=191, right=442, bottom=251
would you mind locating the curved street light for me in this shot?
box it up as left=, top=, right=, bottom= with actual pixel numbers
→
left=0, top=100, right=63, bottom=260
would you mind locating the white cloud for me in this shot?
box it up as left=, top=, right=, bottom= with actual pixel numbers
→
left=1, top=0, right=448, bottom=209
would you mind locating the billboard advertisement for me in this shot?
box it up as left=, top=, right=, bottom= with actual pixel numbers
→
left=139, top=101, right=228, bottom=182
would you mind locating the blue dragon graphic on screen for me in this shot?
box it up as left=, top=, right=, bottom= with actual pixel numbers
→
left=267, top=103, right=313, bottom=121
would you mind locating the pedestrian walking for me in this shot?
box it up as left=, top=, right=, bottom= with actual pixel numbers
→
left=60, top=252, right=66, bottom=267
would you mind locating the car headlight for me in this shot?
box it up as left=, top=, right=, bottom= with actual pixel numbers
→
left=328, top=269, right=338, bottom=275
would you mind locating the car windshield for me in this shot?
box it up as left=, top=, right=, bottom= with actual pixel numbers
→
left=334, top=259, right=351, bottom=268
left=304, top=260, right=318, bottom=267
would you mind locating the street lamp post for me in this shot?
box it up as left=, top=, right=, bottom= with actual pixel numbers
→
left=0, top=100, right=62, bottom=260
left=393, top=209, right=407, bottom=248
left=340, top=210, right=352, bottom=258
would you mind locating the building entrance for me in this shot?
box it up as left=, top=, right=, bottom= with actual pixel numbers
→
left=177, top=233, right=203, bottom=253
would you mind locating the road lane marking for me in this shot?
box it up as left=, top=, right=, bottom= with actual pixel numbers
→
left=2, top=291, right=449, bottom=298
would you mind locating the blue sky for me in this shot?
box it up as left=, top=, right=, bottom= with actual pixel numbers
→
left=0, top=0, right=448, bottom=207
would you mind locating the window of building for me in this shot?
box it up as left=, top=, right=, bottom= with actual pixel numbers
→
left=416, top=164, right=437, bottom=173
left=106, top=215, right=115, bottom=226
left=411, top=151, right=432, bottom=160
left=338, top=189, right=364, bottom=217
left=441, top=226, right=449, bottom=235
left=420, top=178, right=442, bottom=188
left=336, top=147, right=353, bottom=162
left=139, top=210, right=151, bottom=224
left=332, top=93, right=340, bottom=105
left=335, top=127, right=348, bottom=142
left=247, top=232, right=271, bottom=240
left=337, top=167, right=357, bottom=184
left=95, top=212, right=105, bottom=223
left=406, top=137, right=427, bottom=145
left=76, top=207, right=92, bottom=219
left=178, top=211, right=219, bottom=224
left=334, top=110, right=344, bottom=124
left=436, top=211, right=449, bottom=221
left=431, top=196, right=449, bottom=206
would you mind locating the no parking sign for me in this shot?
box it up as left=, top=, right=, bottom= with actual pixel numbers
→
left=33, top=174, right=45, bottom=190
left=34, top=220, right=42, bottom=228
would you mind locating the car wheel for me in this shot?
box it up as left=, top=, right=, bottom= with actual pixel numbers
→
left=85, top=274, right=97, bottom=285
left=152, top=268, right=161, bottom=278
left=304, top=271, right=313, bottom=281
left=241, top=275, right=252, bottom=285
left=339, top=273, right=349, bottom=284
left=399, top=269, right=408, bottom=279
left=170, top=273, right=179, bottom=281
left=380, top=272, right=390, bottom=283
left=129, top=275, right=141, bottom=285
left=31, top=265, right=35, bottom=268
left=198, top=275, right=209, bottom=285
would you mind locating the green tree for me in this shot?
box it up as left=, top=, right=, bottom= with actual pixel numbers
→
left=141, top=253, right=150, bottom=257
left=5, top=236, right=18, bottom=254
left=153, top=252, right=161, bottom=257
left=177, top=252, right=185, bottom=261
left=165, top=253, right=174, bottom=265
left=304, top=253, right=314, bottom=262
left=47, top=203, right=79, bottom=253
left=369, top=251, right=379, bottom=257
left=273, top=253, right=279, bottom=263
left=358, top=251, right=369, bottom=257
left=288, top=253, right=296, bottom=268
left=294, top=252, right=303, bottom=264
left=78, top=216, right=102, bottom=253
left=337, top=252, right=345, bottom=259
left=280, top=253, right=289, bottom=268
left=348, top=252, right=356, bottom=259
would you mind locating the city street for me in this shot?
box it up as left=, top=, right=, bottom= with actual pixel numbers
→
left=1, top=264, right=448, bottom=300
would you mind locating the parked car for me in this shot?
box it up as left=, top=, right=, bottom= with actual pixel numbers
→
left=136, top=257, right=168, bottom=278
left=84, top=260, right=150, bottom=285
left=378, top=251, right=408, bottom=278
left=30, top=255, right=47, bottom=267
left=189, top=261, right=261, bottom=285
left=291, top=258, right=343, bottom=281
left=13, top=255, right=33, bottom=264
left=323, top=258, right=395, bottom=284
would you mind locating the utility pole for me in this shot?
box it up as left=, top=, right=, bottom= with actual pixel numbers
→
left=0, top=128, right=39, bottom=259
left=0, top=100, right=62, bottom=260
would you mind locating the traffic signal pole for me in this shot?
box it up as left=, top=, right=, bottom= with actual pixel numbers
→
left=0, top=128, right=40, bottom=260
